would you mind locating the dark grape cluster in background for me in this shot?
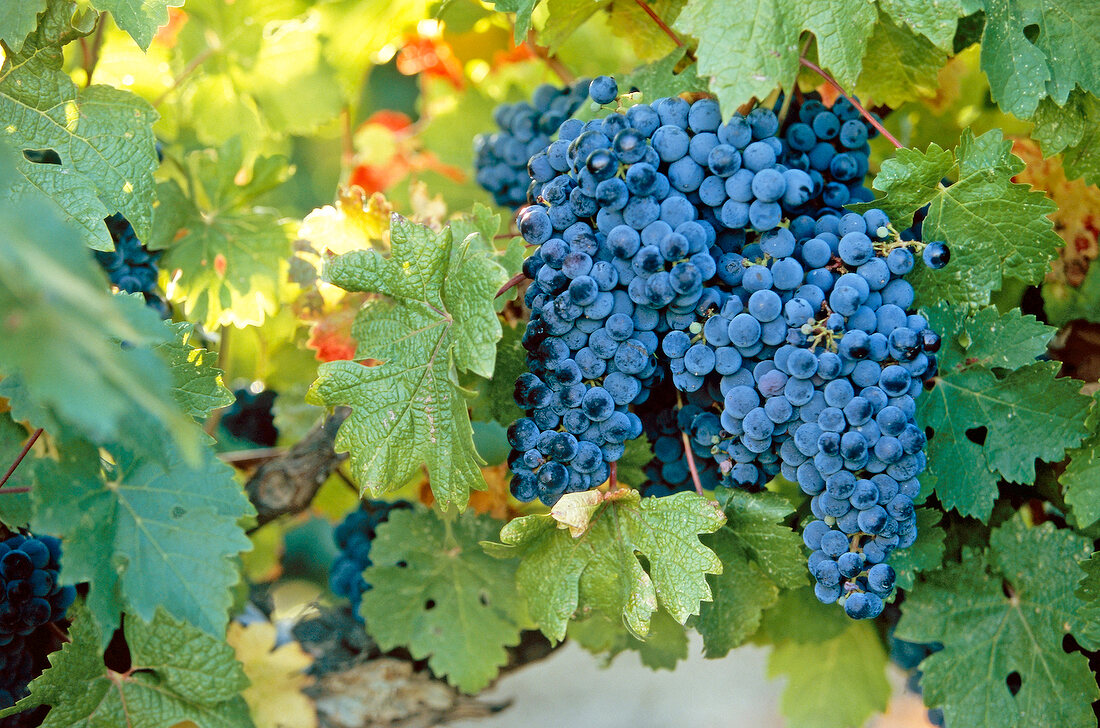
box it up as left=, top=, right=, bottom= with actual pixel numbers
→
left=94, top=213, right=170, bottom=317
left=329, top=500, right=412, bottom=618
left=0, top=533, right=76, bottom=717
left=478, top=76, right=950, bottom=620
left=220, top=386, right=279, bottom=448
left=474, top=81, right=590, bottom=208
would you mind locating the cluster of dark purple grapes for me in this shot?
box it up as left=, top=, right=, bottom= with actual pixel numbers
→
left=220, top=386, right=279, bottom=447
left=329, top=500, right=411, bottom=618
left=0, top=533, right=76, bottom=713
left=474, top=81, right=590, bottom=208
left=483, top=75, right=948, bottom=619
left=94, top=214, right=162, bottom=301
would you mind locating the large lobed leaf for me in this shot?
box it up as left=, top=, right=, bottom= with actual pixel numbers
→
left=977, top=0, right=1100, bottom=120
left=1061, top=394, right=1100, bottom=529
left=486, top=489, right=724, bottom=642
left=760, top=589, right=890, bottom=728
left=695, top=489, right=805, bottom=657
left=0, top=0, right=47, bottom=53
left=89, top=0, right=183, bottom=51
left=150, top=142, right=294, bottom=330
left=1030, top=90, right=1100, bottom=186
left=674, top=0, right=876, bottom=113
left=857, top=130, right=1063, bottom=307
left=919, top=361, right=1091, bottom=521
left=897, top=517, right=1098, bottom=728
left=32, top=440, right=254, bottom=646
left=0, top=1, right=159, bottom=249
left=0, top=142, right=195, bottom=461
left=308, top=215, right=507, bottom=511
left=360, top=508, right=528, bottom=693
left=158, top=322, right=235, bottom=420
left=0, top=602, right=253, bottom=727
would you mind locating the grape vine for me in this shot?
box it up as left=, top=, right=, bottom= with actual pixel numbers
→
left=1, top=2, right=1098, bottom=727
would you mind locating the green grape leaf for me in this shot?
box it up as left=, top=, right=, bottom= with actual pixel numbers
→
left=539, top=0, right=611, bottom=50
left=877, top=0, right=974, bottom=51
left=149, top=142, right=294, bottom=330
left=0, top=2, right=159, bottom=248
left=925, top=303, right=1056, bottom=371
left=492, top=0, right=539, bottom=43
left=919, top=362, right=1091, bottom=521
left=889, top=508, right=945, bottom=591
left=0, top=0, right=46, bottom=53
left=472, top=322, right=525, bottom=425
left=860, top=130, right=1063, bottom=307
left=675, top=0, right=877, bottom=112
left=0, top=414, right=34, bottom=527
left=1030, top=90, right=1100, bottom=186
left=959, top=306, right=1056, bottom=370
left=89, top=0, right=183, bottom=51
left=486, top=489, right=725, bottom=642
left=759, top=587, right=849, bottom=644
left=607, top=0, right=686, bottom=63
left=1076, top=554, right=1100, bottom=648
left=622, top=48, right=708, bottom=102
left=157, top=322, right=234, bottom=420
left=0, top=602, right=253, bottom=727
left=32, top=440, right=254, bottom=646
left=567, top=608, right=689, bottom=670
left=307, top=215, right=506, bottom=511
left=0, top=144, right=193, bottom=460
left=614, top=435, right=653, bottom=490
left=696, top=489, right=805, bottom=657
left=768, top=619, right=890, bottom=728
left=855, top=11, right=948, bottom=108
left=896, top=517, right=1098, bottom=728
left=449, top=203, right=501, bottom=258
left=360, top=509, right=527, bottom=694
left=978, top=0, right=1100, bottom=119
left=1062, top=395, right=1100, bottom=529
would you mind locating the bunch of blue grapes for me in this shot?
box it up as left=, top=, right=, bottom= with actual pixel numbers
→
left=0, top=533, right=77, bottom=715
left=329, top=500, right=411, bottom=618
left=93, top=213, right=172, bottom=318
left=500, top=75, right=949, bottom=619
left=474, top=81, right=590, bottom=208
left=635, top=393, right=723, bottom=497
left=679, top=207, right=944, bottom=618
left=221, top=386, right=279, bottom=447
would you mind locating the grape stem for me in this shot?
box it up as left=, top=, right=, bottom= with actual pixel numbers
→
left=524, top=30, right=575, bottom=86
left=798, top=58, right=903, bottom=150
left=0, top=428, right=43, bottom=490
left=632, top=0, right=684, bottom=48
left=608, top=461, right=618, bottom=491
left=496, top=272, right=526, bottom=298
left=680, top=431, right=704, bottom=496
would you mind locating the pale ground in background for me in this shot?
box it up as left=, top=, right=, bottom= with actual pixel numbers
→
left=451, top=635, right=934, bottom=728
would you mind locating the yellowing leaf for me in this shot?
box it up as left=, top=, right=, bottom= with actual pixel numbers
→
left=228, top=622, right=318, bottom=728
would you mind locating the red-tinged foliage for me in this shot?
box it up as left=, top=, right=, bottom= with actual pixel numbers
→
left=1012, top=138, right=1100, bottom=288
left=154, top=7, right=187, bottom=48
left=307, top=305, right=360, bottom=363
left=348, top=111, right=467, bottom=195
left=397, top=35, right=465, bottom=89
left=491, top=42, right=537, bottom=69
